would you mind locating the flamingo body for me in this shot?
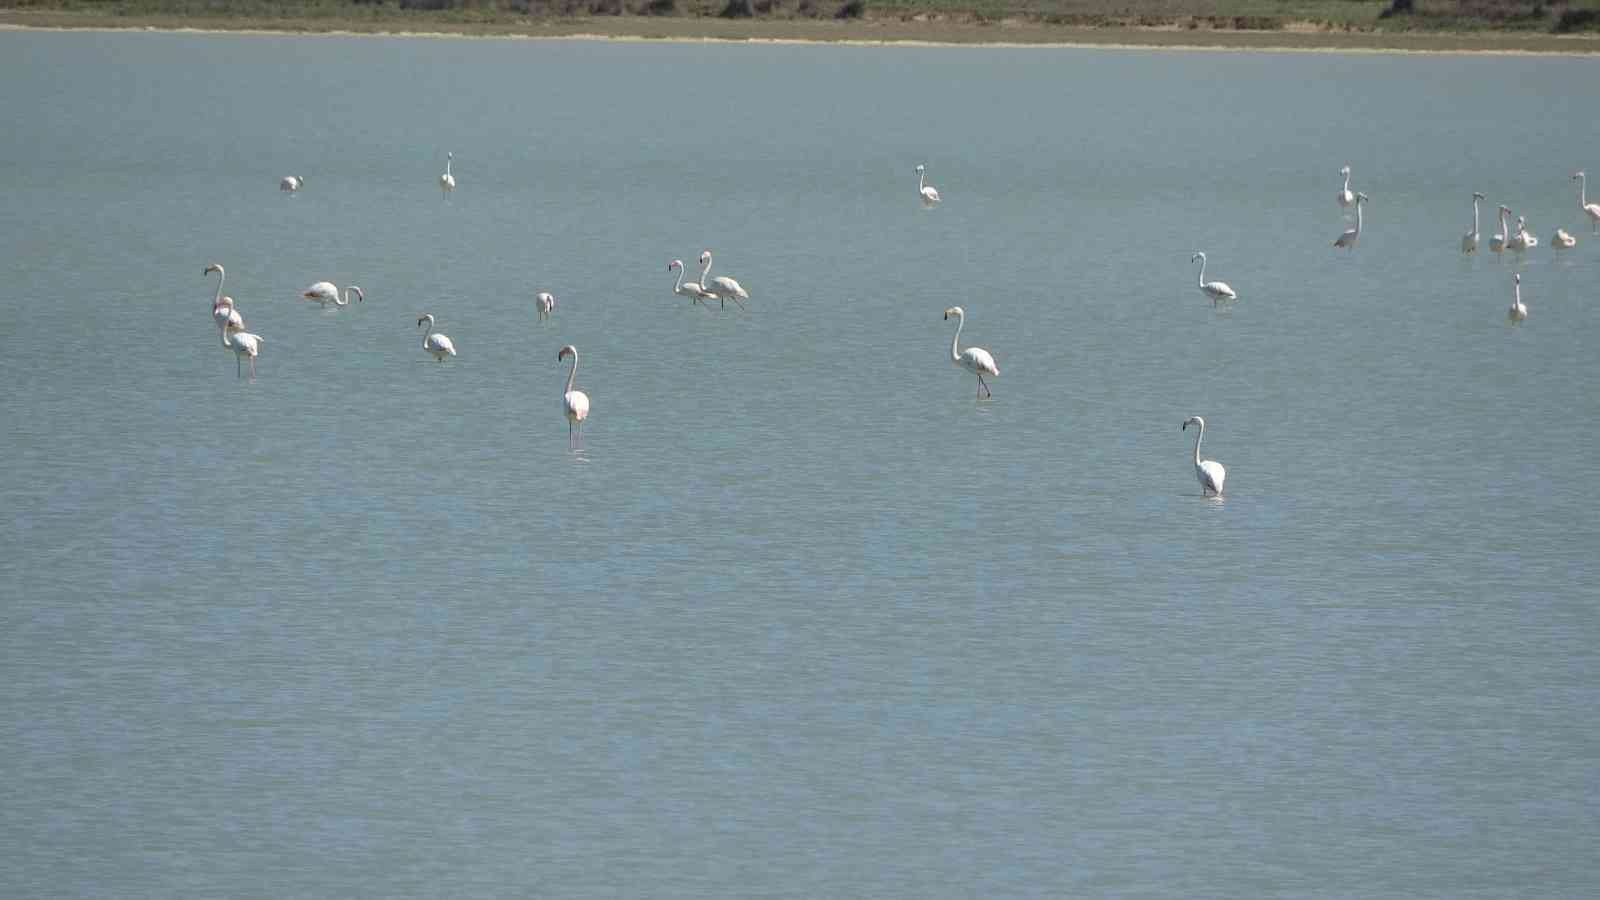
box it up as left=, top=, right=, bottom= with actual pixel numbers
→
left=536, top=291, right=556, bottom=320
left=221, top=324, right=263, bottom=378
left=280, top=175, right=303, bottom=193
left=916, top=164, right=941, bottom=207
left=1552, top=228, right=1576, bottom=250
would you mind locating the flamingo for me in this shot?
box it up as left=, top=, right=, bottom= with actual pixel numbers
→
left=536, top=291, right=555, bottom=321
left=1336, top=165, right=1354, bottom=210
left=1191, top=252, right=1237, bottom=304
left=1510, top=215, right=1538, bottom=251
left=213, top=296, right=243, bottom=332
left=916, top=163, right=941, bottom=207
left=699, top=250, right=749, bottom=311
left=203, top=263, right=240, bottom=330
left=302, top=282, right=363, bottom=308
left=668, top=259, right=716, bottom=307
left=1509, top=273, right=1528, bottom=323
left=220, top=323, right=263, bottom=379
left=1182, top=416, right=1226, bottom=497
left=279, top=175, right=304, bottom=193
left=1333, top=192, right=1368, bottom=250
left=417, top=314, right=456, bottom=361
left=1463, top=192, right=1485, bottom=254
left=440, top=152, right=455, bottom=198
left=557, top=344, right=591, bottom=450
left=1490, top=205, right=1510, bottom=256
left=1574, top=171, right=1600, bottom=233
left=1552, top=228, right=1577, bottom=251
left=943, top=306, right=999, bottom=399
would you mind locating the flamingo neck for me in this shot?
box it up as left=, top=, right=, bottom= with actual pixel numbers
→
left=950, top=313, right=964, bottom=363
left=1354, top=201, right=1362, bottom=233
left=420, top=321, right=433, bottom=350
left=919, top=170, right=927, bottom=192
left=209, top=267, right=225, bottom=309
left=1580, top=174, right=1588, bottom=209
left=1195, top=255, right=1207, bottom=287
left=672, top=265, right=684, bottom=295
left=1342, top=171, right=1350, bottom=192
left=1472, top=198, right=1479, bottom=232
left=564, top=353, right=578, bottom=395
left=445, top=157, right=452, bottom=177
left=700, top=254, right=713, bottom=286
left=1191, top=423, right=1205, bottom=467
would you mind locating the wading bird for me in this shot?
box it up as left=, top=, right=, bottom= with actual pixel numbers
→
left=1333, top=193, right=1368, bottom=251
left=668, top=259, right=716, bottom=307
left=1509, top=273, right=1528, bottom=323
left=440, top=152, right=455, bottom=198
left=302, top=282, right=363, bottom=308
left=1191, top=251, right=1237, bottom=304
left=1573, top=171, right=1600, bottom=233
left=557, top=344, right=590, bottom=450
left=1336, top=165, right=1354, bottom=211
left=699, top=250, right=749, bottom=311
left=279, top=175, right=304, bottom=193
left=1463, top=192, right=1485, bottom=254
left=943, top=305, right=998, bottom=399
left=1182, top=416, right=1226, bottom=497
left=221, top=323, right=263, bottom=379
left=536, top=291, right=555, bottom=321
left=916, top=163, right=941, bottom=207
left=417, top=314, right=456, bottom=361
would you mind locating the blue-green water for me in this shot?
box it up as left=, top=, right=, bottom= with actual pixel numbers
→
left=1, top=31, right=1597, bottom=896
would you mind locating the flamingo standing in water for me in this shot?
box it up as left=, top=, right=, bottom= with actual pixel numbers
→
left=1509, top=215, right=1538, bottom=251
left=699, top=250, right=749, bottom=310
left=943, top=305, right=999, bottom=399
left=1552, top=227, right=1577, bottom=251
left=203, top=264, right=242, bottom=331
left=1508, top=273, right=1528, bottom=322
left=1336, top=165, right=1354, bottom=211
left=1191, top=252, right=1237, bottom=304
left=440, top=152, right=455, bottom=198
left=1462, top=192, right=1485, bottom=254
left=1182, top=416, right=1226, bottom=497
left=1490, top=205, right=1510, bottom=256
left=302, top=282, right=363, bottom=308
left=417, top=314, right=456, bottom=361
left=221, top=323, right=264, bottom=379
left=916, top=164, right=941, bottom=207
left=1573, top=171, right=1600, bottom=233
left=668, top=259, right=716, bottom=307
left=536, top=291, right=555, bottom=321
left=557, top=344, right=590, bottom=450
left=1333, top=193, right=1368, bottom=250
left=279, top=175, right=304, bottom=193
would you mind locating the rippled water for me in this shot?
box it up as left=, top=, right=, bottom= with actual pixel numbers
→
left=1, top=31, right=1597, bottom=897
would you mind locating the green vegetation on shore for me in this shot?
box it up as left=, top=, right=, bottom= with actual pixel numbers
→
left=4, top=0, right=1600, bottom=49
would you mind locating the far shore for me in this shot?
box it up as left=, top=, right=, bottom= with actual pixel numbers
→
left=5, top=10, right=1600, bottom=54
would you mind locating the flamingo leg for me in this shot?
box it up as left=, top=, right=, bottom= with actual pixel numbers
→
left=236, top=354, right=242, bottom=378
left=977, top=375, right=992, bottom=398
left=249, top=356, right=256, bottom=380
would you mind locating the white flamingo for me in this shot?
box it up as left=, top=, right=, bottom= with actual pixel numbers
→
left=1182, top=416, right=1226, bottom=497
left=1552, top=227, right=1577, bottom=250
left=1490, top=205, right=1510, bottom=256
left=302, top=282, right=363, bottom=308
left=668, top=259, right=716, bottom=307
left=699, top=250, right=749, bottom=311
left=1463, top=192, right=1484, bottom=254
left=1336, top=165, right=1354, bottom=210
left=1191, top=252, right=1237, bottom=304
left=1574, top=171, right=1600, bottom=233
left=279, top=175, right=304, bottom=193
left=536, top=291, right=555, bottom=321
left=943, top=305, right=999, bottom=399
left=558, top=344, right=591, bottom=450
left=440, top=152, right=455, bottom=198
left=417, top=314, right=456, bottom=361
left=1333, top=192, right=1368, bottom=250
left=1510, top=215, right=1538, bottom=251
left=203, top=263, right=241, bottom=331
left=221, top=323, right=263, bottom=379
left=916, top=163, right=941, bottom=207
left=1509, top=273, right=1528, bottom=322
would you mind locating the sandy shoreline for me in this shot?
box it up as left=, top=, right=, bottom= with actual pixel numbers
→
left=4, top=13, right=1600, bottom=54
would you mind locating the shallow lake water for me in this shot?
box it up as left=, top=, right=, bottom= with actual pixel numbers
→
left=1, top=31, right=1597, bottom=897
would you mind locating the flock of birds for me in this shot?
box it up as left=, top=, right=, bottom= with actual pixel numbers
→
left=227, top=156, right=1600, bottom=495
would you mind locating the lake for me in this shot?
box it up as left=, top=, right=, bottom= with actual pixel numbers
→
left=0, top=30, right=1597, bottom=897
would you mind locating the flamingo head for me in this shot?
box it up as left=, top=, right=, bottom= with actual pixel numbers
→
left=1472, top=192, right=1485, bottom=200
left=1340, top=165, right=1350, bottom=176
left=943, top=306, right=962, bottom=321
left=204, top=263, right=222, bottom=276
left=916, top=164, right=926, bottom=173
left=699, top=250, right=711, bottom=265
left=1573, top=171, right=1585, bottom=180
left=1355, top=192, right=1369, bottom=204
left=668, top=259, right=682, bottom=271
left=352, top=286, right=364, bottom=303
left=1190, top=251, right=1205, bottom=264
left=1183, top=415, right=1204, bottom=431
left=558, top=345, right=577, bottom=362
left=1514, top=274, right=1521, bottom=284
left=1516, top=216, right=1527, bottom=228
left=418, top=314, right=434, bottom=329
left=1498, top=205, right=1511, bottom=213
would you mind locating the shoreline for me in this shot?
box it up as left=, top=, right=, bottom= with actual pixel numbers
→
left=4, top=13, right=1600, bottom=54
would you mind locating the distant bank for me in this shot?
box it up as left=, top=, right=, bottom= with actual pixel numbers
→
left=3, top=6, right=1599, bottom=54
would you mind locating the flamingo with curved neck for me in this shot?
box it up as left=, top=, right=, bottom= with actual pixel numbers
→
left=220, top=322, right=263, bottom=379
left=1334, top=193, right=1368, bottom=250
left=440, top=152, right=455, bottom=198
left=668, top=260, right=715, bottom=308
left=1182, top=416, right=1226, bottom=497
left=1191, top=252, right=1237, bottom=304
left=558, top=344, right=591, bottom=450
left=1509, top=273, right=1528, bottom=322
left=1337, top=165, right=1354, bottom=209
left=943, top=305, right=999, bottom=399
left=417, top=314, right=456, bottom=361
left=1574, top=171, right=1600, bottom=234
left=303, top=282, right=363, bottom=308
left=1490, top=205, right=1510, bottom=255
left=699, top=250, right=748, bottom=311
left=916, top=164, right=941, bottom=207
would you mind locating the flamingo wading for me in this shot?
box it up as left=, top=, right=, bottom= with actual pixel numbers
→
left=417, top=314, right=456, bottom=361
left=1509, top=273, right=1528, bottom=322
left=221, top=323, right=264, bottom=379
left=916, top=164, right=941, bottom=207
left=1191, top=252, right=1237, bottom=304
left=203, top=263, right=241, bottom=331
left=1463, top=192, right=1485, bottom=254
left=699, top=250, right=749, bottom=311
left=558, top=344, right=590, bottom=450
left=1574, top=171, right=1600, bottom=233
left=668, top=259, right=716, bottom=307
left=1334, top=193, right=1368, bottom=250
left=1336, top=165, right=1354, bottom=210
left=1490, top=205, right=1510, bottom=256
left=440, top=152, right=455, bottom=197
left=943, top=306, right=999, bottom=399
left=302, top=282, right=363, bottom=308
left=1182, top=416, right=1226, bottom=497
left=536, top=292, right=555, bottom=321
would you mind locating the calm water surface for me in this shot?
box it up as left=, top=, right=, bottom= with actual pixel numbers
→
left=1, top=31, right=1597, bottom=897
